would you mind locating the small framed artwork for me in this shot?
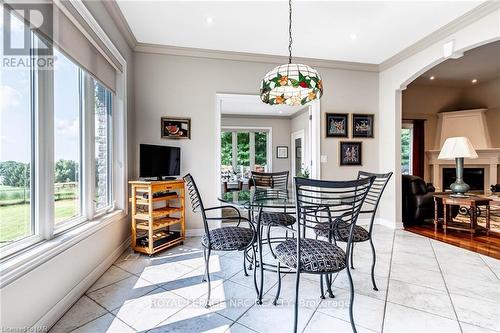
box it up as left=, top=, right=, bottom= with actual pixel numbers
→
left=326, top=113, right=349, bottom=138
left=352, top=114, right=374, bottom=138
left=276, top=146, right=288, bottom=159
left=339, top=141, right=362, bottom=166
left=161, top=117, right=191, bottom=139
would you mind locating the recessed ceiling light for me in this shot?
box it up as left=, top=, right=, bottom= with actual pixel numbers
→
left=472, top=78, right=478, bottom=84
left=206, top=17, right=213, bottom=24
left=349, top=33, right=357, bottom=40
left=429, top=76, right=435, bottom=80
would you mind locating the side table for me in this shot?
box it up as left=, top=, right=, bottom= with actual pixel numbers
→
left=433, top=194, right=491, bottom=235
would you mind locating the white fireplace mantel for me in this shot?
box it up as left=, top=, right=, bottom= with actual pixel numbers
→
left=426, top=149, right=500, bottom=191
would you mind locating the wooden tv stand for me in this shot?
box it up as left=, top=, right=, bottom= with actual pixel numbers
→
left=129, top=179, right=185, bottom=255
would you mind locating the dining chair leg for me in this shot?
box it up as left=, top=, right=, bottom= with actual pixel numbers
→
left=257, top=226, right=264, bottom=305
left=320, top=274, right=325, bottom=299
left=346, top=266, right=357, bottom=333
left=326, top=274, right=335, bottom=298
left=201, top=247, right=207, bottom=282
left=267, top=225, right=277, bottom=259
left=369, top=237, right=378, bottom=291
left=350, top=242, right=355, bottom=269
left=252, top=245, right=259, bottom=296
left=243, top=249, right=249, bottom=277
left=293, top=269, right=301, bottom=333
left=273, top=261, right=282, bottom=305
left=204, top=247, right=212, bottom=308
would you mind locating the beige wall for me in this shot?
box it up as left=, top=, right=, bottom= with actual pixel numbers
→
left=221, top=115, right=292, bottom=173
left=133, top=52, right=379, bottom=231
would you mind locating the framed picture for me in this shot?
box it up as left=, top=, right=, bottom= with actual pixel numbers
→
left=276, top=146, right=288, bottom=159
left=326, top=113, right=349, bottom=138
left=352, top=114, right=374, bottom=138
left=161, top=117, right=191, bottom=139
left=339, top=141, right=362, bottom=166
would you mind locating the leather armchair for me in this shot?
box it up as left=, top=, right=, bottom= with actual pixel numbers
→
left=402, top=175, right=436, bottom=226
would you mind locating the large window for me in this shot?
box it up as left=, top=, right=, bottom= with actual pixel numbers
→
left=0, top=12, right=34, bottom=245
left=54, top=49, right=82, bottom=225
left=401, top=124, right=413, bottom=175
left=0, top=9, right=115, bottom=254
left=221, top=129, right=270, bottom=179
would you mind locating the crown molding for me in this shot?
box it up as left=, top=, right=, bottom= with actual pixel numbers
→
left=133, top=43, right=379, bottom=72
left=101, top=0, right=137, bottom=50
left=380, top=1, right=500, bottom=72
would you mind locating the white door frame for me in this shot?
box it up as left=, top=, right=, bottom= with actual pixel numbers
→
left=215, top=93, right=321, bottom=200
left=291, top=129, right=306, bottom=178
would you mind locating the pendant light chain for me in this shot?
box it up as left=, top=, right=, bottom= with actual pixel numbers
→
left=288, top=0, right=293, bottom=64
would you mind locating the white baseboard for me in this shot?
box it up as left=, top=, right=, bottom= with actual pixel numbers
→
left=36, top=236, right=131, bottom=330
left=376, top=218, right=400, bottom=229
left=186, top=229, right=205, bottom=237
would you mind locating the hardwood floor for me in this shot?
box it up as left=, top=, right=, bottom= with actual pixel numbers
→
left=405, top=223, right=500, bottom=259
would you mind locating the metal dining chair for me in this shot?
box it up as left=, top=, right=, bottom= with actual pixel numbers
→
left=250, top=171, right=296, bottom=256
left=273, top=176, right=375, bottom=333
left=314, top=171, right=392, bottom=291
left=183, top=174, right=257, bottom=307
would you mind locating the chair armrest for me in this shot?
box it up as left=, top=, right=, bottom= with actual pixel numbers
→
left=205, top=205, right=242, bottom=219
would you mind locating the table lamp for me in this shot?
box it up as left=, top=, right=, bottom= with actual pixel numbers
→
left=438, top=137, right=478, bottom=197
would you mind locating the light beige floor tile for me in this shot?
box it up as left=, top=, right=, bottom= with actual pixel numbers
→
left=49, top=296, right=107, bottom=333
left=317, top=289, right=385, bottom=332
left=304, top=311, right=376, bottom=333
left=450, top=293, right=500, bottom=331
left=387, top=279, right=455, bottom=319
left=86, top=276, right=158, bottom=311
left=112, top=289, right=189, bottom=331
left=71, top=313, right=135, bottom=333
left=383, top=302, right=461, bottom=333
left=87, top=265, right=133, bottom=293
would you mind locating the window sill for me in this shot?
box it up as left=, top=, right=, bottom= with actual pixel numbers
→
left=0, top=209, right=126, bottom=288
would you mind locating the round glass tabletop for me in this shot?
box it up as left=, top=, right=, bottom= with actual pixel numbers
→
left=219, top=188, right=296, bottom=209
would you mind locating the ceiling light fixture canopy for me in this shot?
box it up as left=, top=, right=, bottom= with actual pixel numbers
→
left=260, top=0, right=323, bottom=106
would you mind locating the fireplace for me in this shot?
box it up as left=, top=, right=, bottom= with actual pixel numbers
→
left=443, top=168, right=485, bottom=191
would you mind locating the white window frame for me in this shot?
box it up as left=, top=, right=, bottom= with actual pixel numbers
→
left=402, top=122, right=414, bottom=175
left=0, top=1, right=127, bottom=264
left=221, top=126, right=273, bottom=173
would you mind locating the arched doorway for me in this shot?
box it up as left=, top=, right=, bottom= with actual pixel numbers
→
left=377, top=7, right=500, bottom=229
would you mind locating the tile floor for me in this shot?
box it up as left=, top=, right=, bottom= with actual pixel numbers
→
left=50, top=225, right=500, bottom=333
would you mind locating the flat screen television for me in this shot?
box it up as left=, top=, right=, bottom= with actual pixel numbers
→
left=139, top=144, right=180, bottom=180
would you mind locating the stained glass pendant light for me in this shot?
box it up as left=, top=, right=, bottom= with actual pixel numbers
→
left=260, top=0, right=323, bottom=106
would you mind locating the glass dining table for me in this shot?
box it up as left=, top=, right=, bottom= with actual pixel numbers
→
left=219, top=188, right=297, bottom=304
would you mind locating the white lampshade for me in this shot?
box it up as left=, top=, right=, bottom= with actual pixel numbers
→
left=438, top=137, right=478, bottom=160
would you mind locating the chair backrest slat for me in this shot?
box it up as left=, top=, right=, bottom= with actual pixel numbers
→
left=251, top=171, right=289, bottom=190
left=357, top=171, right=393, bottom=233
left=183, top=174, right=210, bottom=235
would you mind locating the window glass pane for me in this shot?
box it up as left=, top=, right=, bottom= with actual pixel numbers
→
left=54, top=49, right=81, bottom=224
left=401, top=128, right=412, bottom=175
left=94, top=80, right=112, bottom=210
left=0, top=12, right=34, bottom=245
left=254, top=132, right=267, bottom=172
left=236, top=132, right=250, bottom=175
left=221, top=131, right=233, bottom=178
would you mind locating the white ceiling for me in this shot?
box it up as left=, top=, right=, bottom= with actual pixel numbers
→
left=221, top=95, right=306, bottom=116
left=117, top=1, right=483, bottom=64
left=411, top=40, right=500, bottom=87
